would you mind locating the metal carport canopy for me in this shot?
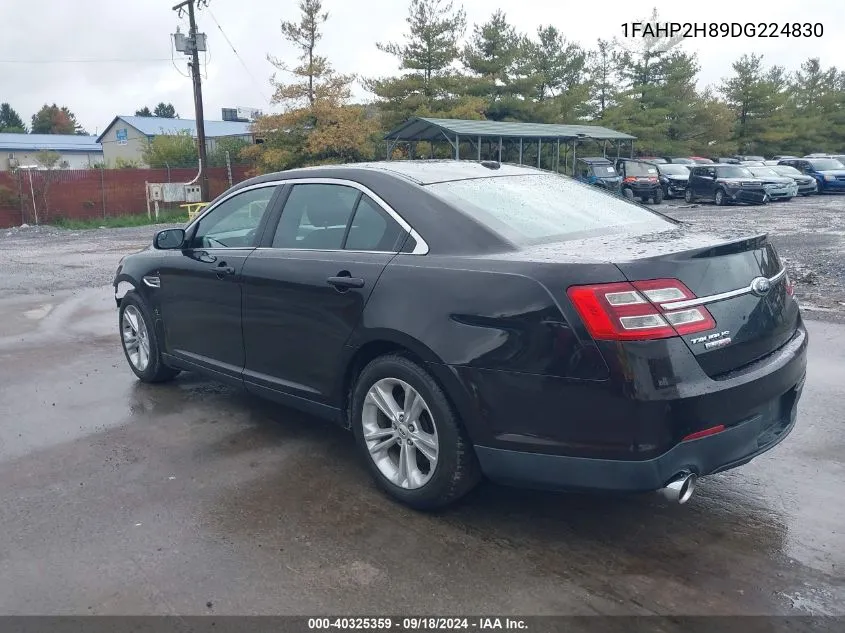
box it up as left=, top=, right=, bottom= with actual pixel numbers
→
left=384, top=117, right=636, bottom=142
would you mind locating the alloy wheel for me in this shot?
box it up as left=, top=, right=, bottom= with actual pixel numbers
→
left=362, top=378, right=439, bottom=490
left=122, top=304, right=151, bottom=372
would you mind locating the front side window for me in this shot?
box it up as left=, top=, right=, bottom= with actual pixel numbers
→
left=427, top=174, right=674, bottom=244
left=188, top=186, right=277, bottom=248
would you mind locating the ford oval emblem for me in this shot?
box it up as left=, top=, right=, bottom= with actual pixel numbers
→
left=750, top=277, right=772, bottom=297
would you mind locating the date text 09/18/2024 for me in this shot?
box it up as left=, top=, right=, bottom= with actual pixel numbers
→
left=621, top=22, right=823, bottom=38
left=307, top=617, right=528, bottom=630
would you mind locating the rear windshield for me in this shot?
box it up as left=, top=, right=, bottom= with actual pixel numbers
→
left=426, top=174, right=674, bottom=244
left=808, top=158, right=845, bottom=170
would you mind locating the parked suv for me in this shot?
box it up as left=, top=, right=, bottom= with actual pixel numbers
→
left=615, top=159, right=663, bottom=203
left=778, top=158, right=845, bottom=193
left=685, top=164, right=768, bottom=205
left=573, top=157, right=622, bottom=193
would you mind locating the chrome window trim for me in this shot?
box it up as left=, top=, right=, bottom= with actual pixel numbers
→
left=188, top=178, right=429, bottom=255
left=659, top=268, right=787, bottom=311
left=185, top=181, right=285, bottom=231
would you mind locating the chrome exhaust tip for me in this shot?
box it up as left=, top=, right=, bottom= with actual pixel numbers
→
left=659, top=472, right=697, bottom=504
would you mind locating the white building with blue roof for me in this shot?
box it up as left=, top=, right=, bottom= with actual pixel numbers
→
left=96, top=115, right=254, bottom=167
left=0, top=133, right=103, bottom=171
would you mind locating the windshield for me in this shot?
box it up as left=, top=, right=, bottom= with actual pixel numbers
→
left=772, top=165, right=801, bottom=176
left=659, top=164, right=690, bottom=175
left=744, top=156, right=765, bottom=162
left=623, top=162, right=659, bottom=176
left=593, top=165, right=618, bottom=176
left=748, top=167, right=781, bottom=177
left=716, top=166, right=754, bottom=178
left=669, top=158, right=694, bottom=164
left=808, top=159, right=845, bottom=170
left=427, top=174, right=673, bottom=244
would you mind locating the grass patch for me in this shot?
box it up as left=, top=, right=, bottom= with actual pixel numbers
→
left=52, top=210, right=189, bottom=230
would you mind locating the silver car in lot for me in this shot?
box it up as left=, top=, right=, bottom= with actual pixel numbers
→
left=769, top=164, right=818, bottom=196
left=746, top=166, right=799, bottom=201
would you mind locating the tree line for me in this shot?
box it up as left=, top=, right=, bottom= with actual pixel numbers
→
left=247, top=0, right=845, bottom=173
left=0, top=101, right=180, bottom=136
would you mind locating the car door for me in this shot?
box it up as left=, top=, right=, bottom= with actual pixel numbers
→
left=240, top=180, right=410, bottom=413
left=156, top=184, right=282, bottom=380
left=689, top=167, right=705, bottom=196
left=701, top=167, right=718, bottom=198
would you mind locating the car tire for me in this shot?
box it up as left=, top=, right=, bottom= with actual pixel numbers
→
left=714, top=188, right=726, bottom=206
left=119, top=292, right=180, bottom=383
left=623, top=188, right=634, bottom=201
left=653, top=189, right=664, bottom=204
left=351, top=354, right=481, bottom=510
left=684, top=188, right=695, bottom=203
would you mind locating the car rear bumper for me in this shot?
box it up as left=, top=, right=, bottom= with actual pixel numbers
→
left=474, top=375, right=803, bottom=491
left=457, top=322, right=807, bottom=492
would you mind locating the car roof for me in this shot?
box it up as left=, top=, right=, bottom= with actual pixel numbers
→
left=576, top=156, right=613, bottom=163
left=245, top=160, right=547, bottom=186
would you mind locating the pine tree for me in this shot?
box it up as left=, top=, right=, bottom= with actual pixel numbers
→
left=0, top=103, right=27, bottom=132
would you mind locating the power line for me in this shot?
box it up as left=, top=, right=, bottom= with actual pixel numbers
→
left=205, top=7, right=271, bottom=104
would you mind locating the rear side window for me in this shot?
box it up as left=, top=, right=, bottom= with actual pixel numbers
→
left=345, top=195, right=405, bottom=251
left=272, top=184, right=359, bottom=249
left=427, top=174, right=674, bottom=244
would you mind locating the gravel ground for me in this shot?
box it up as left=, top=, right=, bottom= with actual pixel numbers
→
left=1, top=193, right=843, bottom=321
left=660, top=194, right=845, bottom=323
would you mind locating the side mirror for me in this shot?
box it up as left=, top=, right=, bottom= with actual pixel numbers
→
left=154, top=228, right=186, bottom=250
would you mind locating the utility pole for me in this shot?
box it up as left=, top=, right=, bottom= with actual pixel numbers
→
left=173, top=0, right=210, bottom=201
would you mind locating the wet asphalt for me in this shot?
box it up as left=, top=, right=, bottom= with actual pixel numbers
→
left=0, top=199, right=843, bottom=616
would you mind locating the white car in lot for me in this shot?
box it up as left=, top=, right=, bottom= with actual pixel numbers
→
left=746, top=166, right=800, bottom=201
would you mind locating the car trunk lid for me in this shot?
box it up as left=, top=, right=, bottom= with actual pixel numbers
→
left=610, top=231, right=799, bottom=377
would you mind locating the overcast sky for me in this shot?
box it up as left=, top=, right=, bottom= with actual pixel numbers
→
left=2, top=0, right=840, bottom=135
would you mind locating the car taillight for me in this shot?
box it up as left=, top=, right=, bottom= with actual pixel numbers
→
left=567, top=278, right=716, bottom=341
left=784, top=272, right=794, bottom=296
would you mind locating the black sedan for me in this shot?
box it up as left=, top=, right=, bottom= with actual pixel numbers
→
left=114, top=161, right=807, bottom=510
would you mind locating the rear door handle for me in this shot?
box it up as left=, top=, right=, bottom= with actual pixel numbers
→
left=327, top=276, right=364, bottom=289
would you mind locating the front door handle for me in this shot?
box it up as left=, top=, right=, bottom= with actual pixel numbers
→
left=215, top=261, right=236, bottom=278
left=327, top=275, right=364, bottom=289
